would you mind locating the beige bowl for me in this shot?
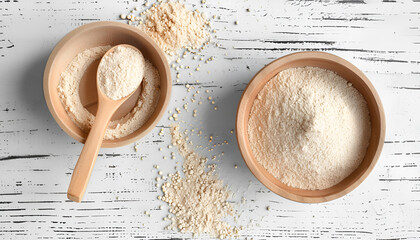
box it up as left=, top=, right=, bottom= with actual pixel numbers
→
left=43, top=21, right=171, bottom=147
left=236, top=51, right=385, bottom=203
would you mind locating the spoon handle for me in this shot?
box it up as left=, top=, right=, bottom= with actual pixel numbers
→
left=67, top=104, right=114, bottom=202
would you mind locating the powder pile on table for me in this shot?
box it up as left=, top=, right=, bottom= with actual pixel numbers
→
left=248, top=67, right=371, bottom=190
left=159, top=124, right=240, bottom=238
left=134, top=1, right=211, bottom=57
left=58, top=46, right=161, bottom=140
left=97, top=46, right=145, bottom=100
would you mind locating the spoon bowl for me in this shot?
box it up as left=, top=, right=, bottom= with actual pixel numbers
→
left=78, top=57, right=142, bottom=121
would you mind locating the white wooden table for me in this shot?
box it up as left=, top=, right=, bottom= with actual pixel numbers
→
left=1, top=0, right=420, bottom=239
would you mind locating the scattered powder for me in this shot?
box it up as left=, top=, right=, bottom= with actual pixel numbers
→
left=160, top=124, right=239, bottom=238
left=121, top=3, right=237, bottom=237
left=136, top=1, right=210, bottom=57
left=98, top=46, right=145, bottom=100
left=248, top=67, right=371, bottom=190
left=58, top=46, right=161, bottom=140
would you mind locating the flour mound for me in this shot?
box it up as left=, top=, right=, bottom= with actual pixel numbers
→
left=248, top=67, right=371, bottom=190
left=58, top=46, right=160, bottom=140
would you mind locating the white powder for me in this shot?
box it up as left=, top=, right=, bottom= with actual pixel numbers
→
left=98, top=46, right=145, bottom=100
left=161, top=125, right=240, bottom=238
left=136, top=1, right=210, bottom=57
left=58, top=46, right=160, bottom=140
left=248, top=67, right=371, bottom=190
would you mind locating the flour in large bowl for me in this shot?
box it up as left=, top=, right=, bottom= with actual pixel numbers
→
left=247, top=66, right=371, bottom=190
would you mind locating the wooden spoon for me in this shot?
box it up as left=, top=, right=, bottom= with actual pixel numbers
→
left=67, top=44, right=144, bottom=203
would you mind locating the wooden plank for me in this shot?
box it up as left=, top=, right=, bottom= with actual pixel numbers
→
left=1, top=0, right=420, bottom=239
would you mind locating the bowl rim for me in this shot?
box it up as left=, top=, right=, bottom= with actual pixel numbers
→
left=43, top=21, right=171, bottom=148
left=236, top=51, right=386, bottom=203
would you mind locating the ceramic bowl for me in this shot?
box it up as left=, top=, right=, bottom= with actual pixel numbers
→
left=236, top=51, right=385, bottom=203
left=44, top=21, right=171, bottom=147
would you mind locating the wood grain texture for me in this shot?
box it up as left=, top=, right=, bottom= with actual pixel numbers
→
left=1, top=0, right=420, bottom=239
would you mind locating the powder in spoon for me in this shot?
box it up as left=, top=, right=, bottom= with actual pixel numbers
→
left=98, top=46, right=145, bottom=100
left=248, top=66, right=371, bottom=190
left=58, top=46, right=161, bottom=140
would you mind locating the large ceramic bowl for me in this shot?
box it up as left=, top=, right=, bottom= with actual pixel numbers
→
left=236, top=51, right=385, bottom=203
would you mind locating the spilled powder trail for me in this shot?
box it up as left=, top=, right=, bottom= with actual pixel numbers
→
left=160, top=124, right=240, bottom=238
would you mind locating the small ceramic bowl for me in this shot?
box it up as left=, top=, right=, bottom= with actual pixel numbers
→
left=236, top=51, right=385, bottom=203
left=44, top=21, right=171, bottom=147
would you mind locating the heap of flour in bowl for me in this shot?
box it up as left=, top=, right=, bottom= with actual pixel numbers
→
left=58, top=46, right=160, bottom=140
left=248, top=66, right=371, bottom=190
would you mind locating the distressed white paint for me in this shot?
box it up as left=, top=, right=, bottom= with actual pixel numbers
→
left=1, top=0, right=420, bottom=239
